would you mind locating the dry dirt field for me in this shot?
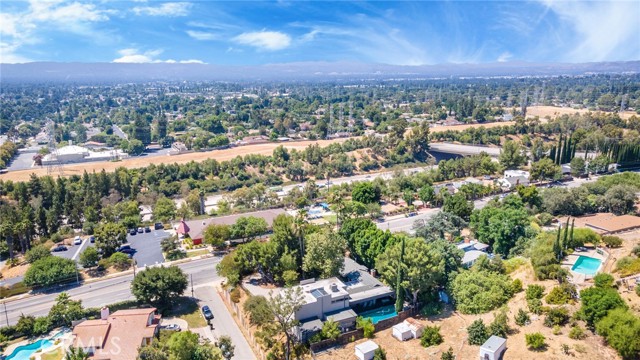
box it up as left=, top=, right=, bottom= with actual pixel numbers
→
left=526, top=105, right=637, bottom=120
left=0, top=138, right=351, bottom=182
left=317, top=260, right=628, bottom=360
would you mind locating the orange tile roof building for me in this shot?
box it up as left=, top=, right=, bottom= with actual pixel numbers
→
left=72, top=307, right=160, bottom=360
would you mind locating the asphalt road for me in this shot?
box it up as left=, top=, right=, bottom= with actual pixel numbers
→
left=126, top=229, right=169, bottom=268
left=1, top=257, right=221, bottom=327
left=195, top=286, right=256, bottom=360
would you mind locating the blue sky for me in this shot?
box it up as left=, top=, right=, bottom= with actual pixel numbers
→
left=1, top=0, right=639, bottom=64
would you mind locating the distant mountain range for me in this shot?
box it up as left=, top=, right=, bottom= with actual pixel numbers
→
left=1, top=61, right=639, bottom=83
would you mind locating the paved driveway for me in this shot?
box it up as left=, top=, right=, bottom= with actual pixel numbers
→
left=126, top=229, right=169, bottom=268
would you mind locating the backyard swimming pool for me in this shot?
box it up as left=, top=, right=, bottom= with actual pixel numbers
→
left=359, top=305, right=397, bottom=324
left=5, top=330, right=66, bottom=360
left=571, top=256, right=602, bottom=276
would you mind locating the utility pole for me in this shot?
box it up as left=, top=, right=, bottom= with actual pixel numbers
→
left=3, top=302, right=8, bottom=326
left=191, top=274, right=194, bottom=298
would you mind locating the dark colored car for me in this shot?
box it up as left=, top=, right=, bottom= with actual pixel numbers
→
left=52, top=245, right=68, bottom=252
left=201, top=305, right=214, bottom=320
left=129, top=229, right=137, bottom=235
left=144, top=226, right=151, bottom=233
left=154, top=222, right=163, bottom=230
left=89, top=235, right=95, bottom=243
left=118, top=245, right=135, bottom=254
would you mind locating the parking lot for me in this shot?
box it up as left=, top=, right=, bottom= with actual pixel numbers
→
left=126, top=228, right=169, bottom=268
left=52, top=237, right=94, bottom=262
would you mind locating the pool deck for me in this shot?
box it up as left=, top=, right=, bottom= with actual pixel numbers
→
left=3, top=328, right=72, bottom=359
left=562, top=248, right=609, bottom=284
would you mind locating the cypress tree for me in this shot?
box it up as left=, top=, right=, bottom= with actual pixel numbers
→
left=395, top=237, right=405, bottom=313
left=555, top=133, right=563, bottom=165
left=569, top=219, right=575, bottom=250
left=553, top=225, right=562, bottom=262
left=562, top=217, right=570, bottom=252
left=550, top=146, right=556, bottom=162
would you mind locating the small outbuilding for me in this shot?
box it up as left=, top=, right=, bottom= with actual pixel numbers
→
left=392, top=322, right=412, bottom=341
left=404, top=318, right=424, bottom=338
left=355, top=340, right=379, bottom=360
left=479, top=335, right=506, bottom=360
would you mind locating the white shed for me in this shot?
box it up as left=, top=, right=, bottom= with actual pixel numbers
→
left=404, top=318, right=424, bottom=338
left=355, top=340, right=379, bottom=360
left=392, top=322, right=412, bottom=341
left=479, top=335, right=506, bottom=360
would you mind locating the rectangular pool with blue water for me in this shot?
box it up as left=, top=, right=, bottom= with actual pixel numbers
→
left=358, top=304, right=397, bottom=324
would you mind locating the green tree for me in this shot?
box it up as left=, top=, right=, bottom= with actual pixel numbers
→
left=570, top=157, right=586, bottom=177
left=579, top=284, right=626, bottom=327
left=442, top=193, right=473, bottom=221
left=243, top=296, right=272, bottom=326
left=488, top=309, right=510, bottom=338
left=109, top=252, right=132, bottom=271
left=515, top=309, right=530, bottom=326
left=530, top=158, right=561, bottom=181
left=48, top=292, right=85, bottom=327
left=128, top=139, right=146, bottom=156
left=467, top=319, right=489, bottom=345
left=24, top=256, right=77, bottom=287
left=604, top=184, right=637, bottom=215
left=217, top=335, right=235, bottom=360
left=499, top=139, right=526, bottom=169
left=394, top=237, right=405, bottom=313
left=376, top=238, right=446, bottom=306
left=441, top=347, right=455, bottom=360
left=406, top=121, right=430, bottom=162
left=132, top=113, right=151, bottom=145
left=231, top=216, right=268, bottom=242
left=153, top=197, right=176, bottom=223
left=203, top=224, right=231, bottom=248
left=356, top=316, right=375, bottom=338
left=65, top=347, right=90, bottom=360
left=450, top=270, right=514, bottom=314
left=373, top=347, right=387, bottom=360
left=94, top=222, right=127, bottom=257
left=131, top=266, right=188, bottom=310
left=595, top=308, right=640, bottom=360
left=418, top=185, right=435, bottom=205
left=352, top=182, right=380, bottom=204
left=267, top=287, right=305, bottom=360
left=470, top=200, right=529, bottom=257
left=25, top=244, right=51, bottom=263
left=79, top=247, right=99, bottom=268
left=302, top=230, right=346, bottom=279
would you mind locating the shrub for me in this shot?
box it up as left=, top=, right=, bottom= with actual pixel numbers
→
left=467, top=319, right=488, bottom=345
left=538, top=212, right=553, bottom=226
left=593, top=273, right=615, bottom=288
left=108, top=252, right=131, bottom=271
left=632, top=245, right=640, bottom=257
left=574, top=344, right=587, bottom=353
left=569, top=325, right=586, bottom=340
left=636, top=286, right=640, bottom=297
left=441, top=347, right=455, bottom=360
left=488, top=310, right=509, bottom=338
left=15, top=314, right=35, bottom=337
left=321, top=320, right=341, bottom=341
left=526, top=285, right=545, bottom=300
left=552, top=325, right=562, bottom=335
left=561, top=343, right=571, bottom=355
left=79, top=247, right=99, bottom=268
left=373, top=347, right=387, bottom=360
left=525, top=332, right=546, bottom=350
left=32, top=316, right=51, bottom=336
left=511, top=279, right=523, bottom=293
left=25, top=245, right=51, bottom=263
left=615, top=256, right=640, bottom=277
left=544, top=307, right=570, bottom=327
left=504, top=257, right=527, bottom=274
left=420, top=326, right=443, bottom=347
left=515, top=309, right=530, bottom=326
left=579, top=286, right=626, bottom=327
left=595, top=308, right=640, bottom=360
left=601, top=235, right=623, bottom=248
left=527, top=298, right=543, bottom=315
left=230, top=288, right=241, bottom=303
left=243, top=296, right=272, bottom=326
left=545, top=283, right=576, bottom=305
left=356, top=317, right=375, bottom=338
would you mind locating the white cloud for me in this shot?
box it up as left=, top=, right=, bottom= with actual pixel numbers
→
left=0, top=42, right=32, bottom=63
left=540, top=0, right=640, bottom=62
left=112, top=48, right=205, bottom=64
left=186, top=30, right=218, bottom=41
left=497, top=51, right=513, bottom=63
left=132, top=2, right=191, bottom=17
left=233, top=31, right=291, bottom=51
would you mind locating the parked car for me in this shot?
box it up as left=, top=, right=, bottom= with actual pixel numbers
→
left=161, top=324, right=181, bottom=331
left=74, top=236, right=82, bottom=245
left=201, top=305, right=214, bottom=320
left=137, top=227, right=144, bottom=233
left=129, top=229, right=137, bottom=236
left=154, top=222, right=164, bottom=230
left=144, top=226, right=151, bottom=233
left=52, top=245, right=68, bottom=252
left=119, top=247, right=135, bottom=255
left=89, top=235, right=95, bottom=243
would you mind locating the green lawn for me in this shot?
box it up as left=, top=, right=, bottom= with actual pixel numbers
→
left=323, top=214, right=337, bottom=224
left=186, top=249, right=210, bottom=258
left=165, top=297, right=207, bottom=328
left=41, top=348, right=64, bottom=360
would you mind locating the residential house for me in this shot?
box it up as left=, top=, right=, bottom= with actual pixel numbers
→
left=72, top=307, right=160, bottom=360
left=457, top=240, right=490, bottom=267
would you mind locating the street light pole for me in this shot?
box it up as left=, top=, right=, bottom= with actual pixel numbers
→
left=191, top=274, right=194, bottom=298
left=3, top=302, right=8, bottom=326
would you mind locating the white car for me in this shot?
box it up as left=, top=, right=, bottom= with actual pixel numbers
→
left=73, top=236, right=82, bottom=245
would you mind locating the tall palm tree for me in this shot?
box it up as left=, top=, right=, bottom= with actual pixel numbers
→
left=65, top=347, right=89, bottom=360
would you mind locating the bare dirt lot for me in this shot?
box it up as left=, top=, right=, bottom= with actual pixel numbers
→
left=525, top=106, right=637, bottom=120
left=0, top=138, right=351, bottom=182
